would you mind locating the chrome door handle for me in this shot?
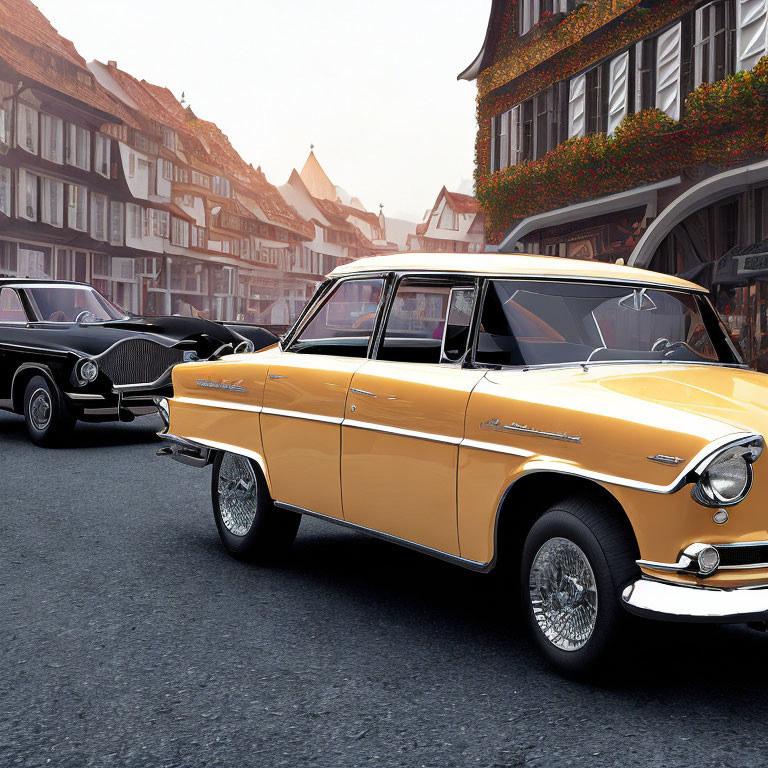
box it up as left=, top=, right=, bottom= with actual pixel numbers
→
left=268, top=374, right=287, bottom=380
left=350, top=387, right=377, bottom=397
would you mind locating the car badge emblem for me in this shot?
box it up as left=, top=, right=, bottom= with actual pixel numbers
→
left=195, top=379, right=247, bottom=393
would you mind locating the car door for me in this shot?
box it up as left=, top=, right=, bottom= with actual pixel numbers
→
left=341, top=276, right=484, bottom=556
left=260, top=276, right=387, bottom=521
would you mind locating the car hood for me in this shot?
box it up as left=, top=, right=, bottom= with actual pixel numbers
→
left=24, top=315, right=239, bottom=357
left=483, top=363, right=768, bottom=446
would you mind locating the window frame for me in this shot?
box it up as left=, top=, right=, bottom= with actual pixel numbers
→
left=0, top=287, right=29, bottom=325
left=372, top=273, right=481, bottom=367
left=283, top=274, right=391, bottom=358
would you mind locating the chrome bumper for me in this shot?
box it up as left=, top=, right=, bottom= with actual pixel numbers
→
left=622, top=577, right=768, bottom=623
left=157, top=433, right=212, bottom=468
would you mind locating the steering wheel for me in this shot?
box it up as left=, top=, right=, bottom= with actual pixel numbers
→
left=48, top=310, right=66, bottom=322
left=75, top=310, right=97, bottom=324
left=651, top=338, right=670, bottom=352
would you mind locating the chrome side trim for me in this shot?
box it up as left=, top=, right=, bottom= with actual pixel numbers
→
left=274, top=501, right=492, bottom=573
left=621, top=576, right=768, bottom=623
left=481, top=417, right=581, bottom=444
left=342, top=418, right=462, bottom=445
left=647, top=454, right=684, bottom=466
left=720, top=563, right=768, bottom=571
left=460, top=438, right=534, bottom=458
left=349, top=387, right=377, bottom=398
left=261, top=407, right=343, bottom=425
left=174, top=396, right=262, bottom=414
left=714, top=539, right=768, bottom=548
left=65, top=393, right=106, bottom=401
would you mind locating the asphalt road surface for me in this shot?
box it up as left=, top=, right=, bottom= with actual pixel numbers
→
left=3, top=411, right=768, bottom=768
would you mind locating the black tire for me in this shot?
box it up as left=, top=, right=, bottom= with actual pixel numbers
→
left=23, top=375, right=76, bottom=447
left=520, top=497, right=639, bottom=676
left=211, top=451, right=300, bottom=561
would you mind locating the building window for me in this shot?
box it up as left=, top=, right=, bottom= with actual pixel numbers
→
left=66, top=124, right=91, bottom=171
left=175, top=167, right=189, bottom=184
left=41, top=178, right=64, bottom=228
left=171, top=217, right=189, bottom=247
left=128, top=152, right=136, bottom=178
left=695, top=0, right=736, bottom=85
left=41, top=114, right=64, bottom=163
left=94, top=134, right=111, bottom=178
left=241, top=238, right=250, bottom=259
left=191, top=170, right=210, bottom=189
left=149, top=209, right=170, bottom=238
left=162, top=160, right=174, bottom=182
left=110, top=202, right=124, bottom=245
left=0, top=166, right=10, bottom=216
left=127, top=203, right=142, bottom=240
left=0, top=105, right=9, bottom=147
left=17, top=104, right=38, bottom=154
left=585, top=61, right=611, bottom=135
left=67, top=184, right=87, bottom=231
left=636, top=36, right=658, bottom=112
left=18, top=170, right=38, bottom=221
left=191, top=226, right=206, bottom=249
left=162, top=128, right=176, bottom=150
left=438, top=205, right=459, bottom=230
left=91, top=193, right=108, bottom=241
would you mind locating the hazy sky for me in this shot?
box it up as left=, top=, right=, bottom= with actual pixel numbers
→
left=34, top=0, right=491, bottom=222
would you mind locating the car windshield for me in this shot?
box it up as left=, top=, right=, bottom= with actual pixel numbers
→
left=476, top=280, right=742, bottom=368
left=24, top=284, right=129, bottom=323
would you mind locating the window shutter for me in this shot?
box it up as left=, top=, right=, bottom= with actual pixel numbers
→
left=736, top=0, right=768, bottom=72
left=499, top=110, right=510, bottom=169
left=568, top=74, right=586, bottom=138
left=490, top=116, right=498, bottom=173
left=509, top=105, right=521, bottom=165
left=607, top=52, right=630, bottom=134
left=656, top=23, right=683, bottom=120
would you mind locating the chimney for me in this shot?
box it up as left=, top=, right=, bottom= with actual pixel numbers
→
left=108, top=60, right=117, bottom=68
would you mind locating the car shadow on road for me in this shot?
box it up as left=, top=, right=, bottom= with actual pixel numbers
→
left=0, top=412, right=162, bottom=449
left=190, top=521, right=768, bottom=703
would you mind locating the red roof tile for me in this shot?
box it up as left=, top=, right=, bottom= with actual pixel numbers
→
left=0, top=0, right=133, bottom=123
left=443, top=189, right=480, bottom=214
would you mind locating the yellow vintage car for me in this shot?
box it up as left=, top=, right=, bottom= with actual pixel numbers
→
left=158, top=252, right=768, bottom=673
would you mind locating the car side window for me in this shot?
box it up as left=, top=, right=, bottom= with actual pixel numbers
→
left=377, top=279, right=475, bottom=365
left=0, top=288, right=27, bottom=324
left=289, top=278, right=385, bottom=357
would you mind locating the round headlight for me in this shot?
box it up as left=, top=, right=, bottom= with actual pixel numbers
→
left=696, top=545, right=720, bottom=575
left=78, top=359, right=99, bottom=384
left=694, top=450, right=752, bottom=506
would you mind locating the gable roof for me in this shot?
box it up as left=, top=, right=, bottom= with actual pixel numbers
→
left=0, top=0, right=132, bottom=122
left=300, top=151, right=339, bottom=202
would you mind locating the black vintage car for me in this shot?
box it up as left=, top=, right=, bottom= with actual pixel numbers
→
left=0, top=279, right=277, bottom=445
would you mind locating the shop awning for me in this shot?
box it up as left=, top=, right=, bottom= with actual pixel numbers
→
left=498, top=177, right=681, bottom=253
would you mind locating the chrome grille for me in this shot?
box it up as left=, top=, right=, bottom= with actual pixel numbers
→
left=715, top=543, right=768, bottom=568
left=98, top=339, right=185, bottom=386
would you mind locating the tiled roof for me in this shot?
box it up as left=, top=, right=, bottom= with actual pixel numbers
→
left=0, top=0, right=133, bottom=123
left=96, top=62, right=186, bottom=130
left=443, top=189, right=480, bottom=214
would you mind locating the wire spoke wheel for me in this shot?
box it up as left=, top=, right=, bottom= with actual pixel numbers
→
left=217, top=453, right=259, bottom=537
left=529, top=536, right=598, bottom=652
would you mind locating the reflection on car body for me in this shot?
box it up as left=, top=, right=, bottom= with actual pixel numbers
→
left=159, top=252, right=768, bottom=674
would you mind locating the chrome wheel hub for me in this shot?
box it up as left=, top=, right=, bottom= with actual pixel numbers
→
left=217, top=453, right=258, bottom=536
left=529, top=537, right=598, bottom=652
left=29, top=388, right=52, bottom=431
